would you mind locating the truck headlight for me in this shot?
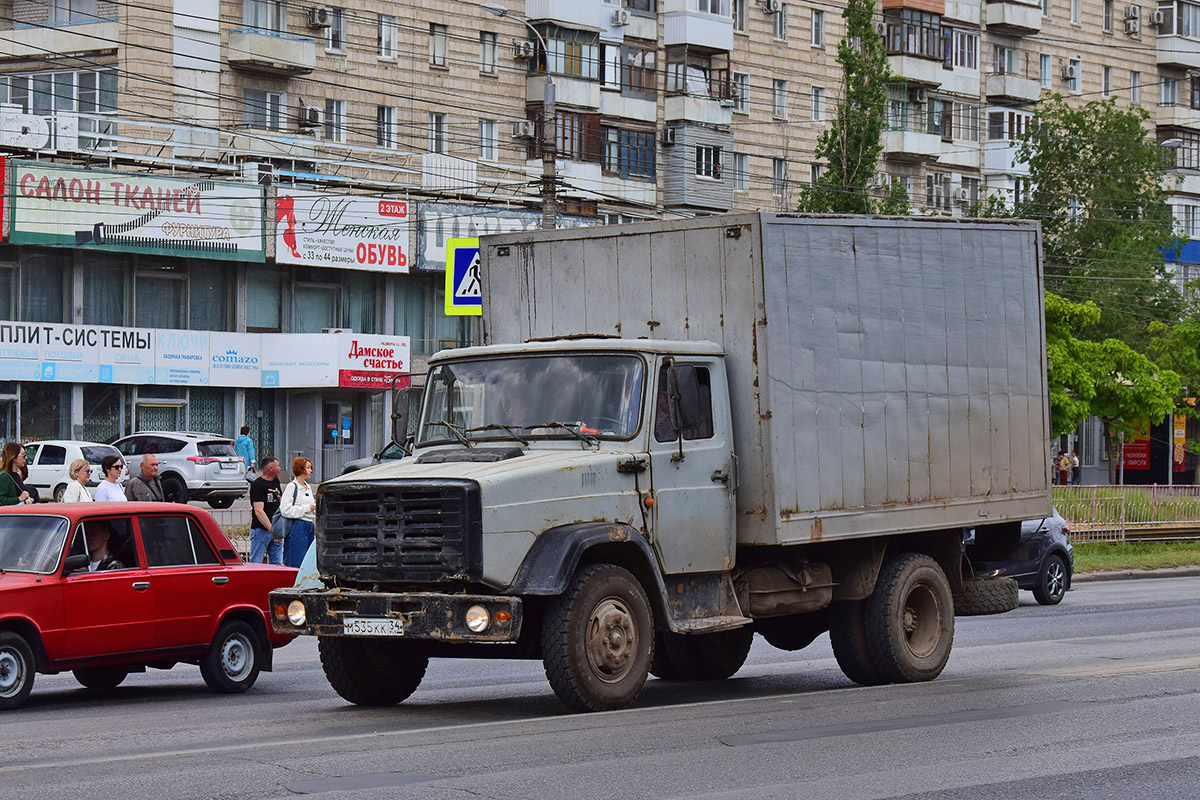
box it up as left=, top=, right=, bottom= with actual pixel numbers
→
left=465, top=604, right=490, bottom=633
left=287, top=600, right=307, bottom=627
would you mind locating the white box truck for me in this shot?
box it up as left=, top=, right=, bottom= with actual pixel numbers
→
left=271, top=214, right=1051, bottom=711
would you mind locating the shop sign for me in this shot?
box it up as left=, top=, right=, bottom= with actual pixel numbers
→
left=1120, top=421, right=1152, bottom=471
left=9, top=161, right=265, bottom=262
left=416, top=202, right=596, bottom=271
left=275, top=190, right=411, bottom=273
left=0, top=320, right=408, bottom=389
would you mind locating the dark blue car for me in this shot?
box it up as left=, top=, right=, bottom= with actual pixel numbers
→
left=966, top=508, right=1075, bottom=605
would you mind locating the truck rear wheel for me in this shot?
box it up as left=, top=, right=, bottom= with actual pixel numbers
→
left=866, top=553, right=954, bottom=683
left=318, top=637, right=429, bottom=707
left=657, top=627, right=754, bottom=681
left=829, top=601, right=891, bottom=686
left=542, top=564, right=653, bottom=711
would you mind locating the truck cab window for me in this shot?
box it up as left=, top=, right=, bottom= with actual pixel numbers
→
left=654, top=365, right=713, bottom=443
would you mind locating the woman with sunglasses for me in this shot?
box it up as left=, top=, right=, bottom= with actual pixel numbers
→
left=94, top=454, right=128, bottom=502
left=62, top=458, right=95, bottom=503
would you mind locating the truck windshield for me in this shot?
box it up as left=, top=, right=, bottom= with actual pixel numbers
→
left=0, top=515, right=70, bottom=574
left=420, top=354, right=645, bottom=444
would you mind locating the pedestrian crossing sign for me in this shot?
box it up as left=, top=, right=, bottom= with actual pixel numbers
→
left=445, top=238, right=482, bottom=316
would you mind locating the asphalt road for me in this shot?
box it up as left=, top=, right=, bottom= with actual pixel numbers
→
left=5, top=578, right=1200, bottom=800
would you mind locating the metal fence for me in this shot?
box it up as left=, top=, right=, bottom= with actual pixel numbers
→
left=207, top=507, right=252, bottom=559
left=1052, top=485, right=1200, bottom=542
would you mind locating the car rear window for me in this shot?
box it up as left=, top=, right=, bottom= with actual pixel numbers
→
left=198, top=441, right=237, bottom=457
left=81, top=445, right=119, bottom=463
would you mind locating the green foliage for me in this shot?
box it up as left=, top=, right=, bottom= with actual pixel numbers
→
left=876, top=180, right=910, bottom=216
left=1045, top=291, right=1180, bottom=436
left=1017, top=96, right=1182, bottom=350
left=796, top=0, right=891, bottom=214
left=1149, top=308, right=1200, bottom=409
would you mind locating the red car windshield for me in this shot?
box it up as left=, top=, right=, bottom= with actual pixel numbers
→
left=0, top=515, right=70, bottom=574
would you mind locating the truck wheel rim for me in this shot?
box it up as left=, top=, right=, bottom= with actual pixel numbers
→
left=585, top=597, right=638, bottom=684
left=902, top=582, right=942, bottom=659
left=0, top=647, right=25, bottom=698
left=221, top=633, right=254, bottom=681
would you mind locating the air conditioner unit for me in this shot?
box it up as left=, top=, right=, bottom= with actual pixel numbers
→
left=914, top=88, right=928, bottom=103
left=1151, top=8, right=1166, bottom=24
left=512, top=120, right=535, bottom=139
left=298, top=105, right=322, bottom=129
left=875, top=22, right=886, bottom=36
left=661, top=127, right=676, bottom=146
left=955, top=187, right=970, bottom=203
left=307, top=6, right=333, bottom=28
left=1061, top=62, right=1078, bottom=80
left=764, top=0, right=783, bottom=12
left=1125, top=17, right=1141, bottom=33
left=1125, top=4, right=1140, bottom=18
left=612, top=8, right=631, bottom=26
left=513, top=39, right=536, bottom=60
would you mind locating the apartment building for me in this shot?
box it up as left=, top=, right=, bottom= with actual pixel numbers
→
left=0, top=0, right=1193, bottom=478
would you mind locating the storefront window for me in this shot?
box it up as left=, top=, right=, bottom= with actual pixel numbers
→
left=82, top=384, right=126, bottom=443
left=20, top=383, right=69, bottom=441
left=83, top=254, right=126, bottom=326
left=248, top=266, right=283, bottom=332
left=188, top=387, right=225, bottom=433
left=0, top=267, right=14, bottom=320
left=135, top=263, right=186, bottom=329
left=189, top=262, right=232, bottom=331
left=21, top=251, right=68, bottom=323
left=342, top=272, right=380, bottom=334
left=395, top=276, right=432, bottom=355
left=294, top=283, right=338, bottom=332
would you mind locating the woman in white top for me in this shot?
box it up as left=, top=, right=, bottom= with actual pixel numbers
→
left=280, top=456, right=317, bottom=568
left=62, top=458, right=95, bottom=503
left=94, top=454, right=128, bottom=502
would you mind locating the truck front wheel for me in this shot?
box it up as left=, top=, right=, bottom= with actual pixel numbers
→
left=542, top=564, right=653, bottom=712
left=865, top=553, right=955, bottom=683
left=318, top=637, right=429, bottom=707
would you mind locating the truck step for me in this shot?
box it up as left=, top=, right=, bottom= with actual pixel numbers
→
left=672, top=615, right=752, bottom=634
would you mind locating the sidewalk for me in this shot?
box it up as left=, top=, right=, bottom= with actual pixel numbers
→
left=1073, top=565, right=1200, bottom=583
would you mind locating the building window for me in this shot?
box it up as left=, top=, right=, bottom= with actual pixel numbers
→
left=1068, top=57, right=1082, bottom=93
left=696, top=0, right=729, bottom=12
left=324, top=99, right=345, bottom=143
left=775, top=4, right=790, bottom=40
left=811, top=86, right=824, bottom=121
left=1160, top=2, right=1200, bottom=37
left=733, top=152, right=749, bottom=191
left=1042, top=0, right=1051, bottom=15
left=1040, top=53, right=1052, bottom=87
left=953, top=30, right=978, bottom=69
left=537, top=24, right=601, bottom=81
left=242, top=89, right=283, bottom=130
left=810, top=9, right=822, bottom=46
left=428, top=112, right=447, bottom=153
left=479, top=119, right=496, bottom=161
left=961, top=176, right=980, bottom=207
left=327, top=8, right=345, bottom=51
left=992, top=44, right=1016, bottom=75
left=733, top=72, right=749, bottom=112
left=885, top=10, right=942, bottom=59
left=535, top=110, right=601, bottom=162
left=733, top=0, right=746, bottom=31
left=376, top=106, right=397, bottom=149
left=430, top=23, right=448, bottom=67
left=1163, top=78, right=1179, bottom=106
left=1070, top=0, right=1080, bottom=23
left=1102, top=0, right=1113, bottom=30
left=1103, top=65, right=1112, bottom=96
left=480, top=32, right=498, bottom=74
left=926, top=172, right=950, bottom=211
left=772, top=158, right=788, bottom=196
left=242, top=0, right=281, bottom=32
left=601, top=127, right=656, bottom=179
left=1, top=67, right=118, bottom=148
left=1130, top=71, right=1140, bottom=103
left=378, top=15, right=397, bottom=59
left=696, top=144, right=723, bottom=179
left=622, top=40, right=657, bottom=96
left=773, top=79, right=788, bottom=119
left=665, top=46, right=732, bottom=101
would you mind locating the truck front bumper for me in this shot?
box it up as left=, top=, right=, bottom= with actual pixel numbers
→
left=268, top=588, right=523, bottom=642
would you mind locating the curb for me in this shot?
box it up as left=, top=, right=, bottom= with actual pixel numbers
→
left=1073, top=566, right=1200, bottom=583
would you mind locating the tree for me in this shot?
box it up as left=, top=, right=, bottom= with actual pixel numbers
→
left=796, top=0, right=896, bottom=214
left=1016, top=96, right=1181, bottom=350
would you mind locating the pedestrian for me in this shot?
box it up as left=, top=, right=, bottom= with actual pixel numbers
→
left=62, top=458, right=95, bottom=502
left=94, top=454, right=128, bottom=502
left=0, top=442, right=36, bottom=505
left=124, top=454, right=165, bottom=501
left=1057, top=451, right=1070, bottom=486
left=248, top=456, right=283, bottom=565
left=1070, top=449, right=1081, bottom=485
left=280, top=456, right=317, bottom=568
left=235, top=425, right=257, bottom=481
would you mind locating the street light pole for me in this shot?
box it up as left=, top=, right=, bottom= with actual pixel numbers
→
left=481, top=3, right=557, bottom=230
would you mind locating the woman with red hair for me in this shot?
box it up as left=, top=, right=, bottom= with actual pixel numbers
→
left=280, top=456, right=316, bottom=568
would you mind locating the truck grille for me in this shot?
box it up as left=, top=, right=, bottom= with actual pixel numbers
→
left=317, top=479, right=482, bottom=584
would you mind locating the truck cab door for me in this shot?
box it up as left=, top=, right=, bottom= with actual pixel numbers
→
left=647, top=358, right=736, bottom=574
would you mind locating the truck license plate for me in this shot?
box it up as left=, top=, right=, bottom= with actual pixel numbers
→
left=343, top=617, right=404, bottom=636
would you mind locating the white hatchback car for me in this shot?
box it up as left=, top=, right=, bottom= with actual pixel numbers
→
left=23, top=440, right=125, bottom=502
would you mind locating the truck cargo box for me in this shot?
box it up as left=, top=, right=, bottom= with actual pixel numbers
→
left=481, top=213, right=1050, bottom=547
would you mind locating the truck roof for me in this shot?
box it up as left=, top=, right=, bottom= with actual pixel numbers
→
left=429, top=337, right=724, bottom=363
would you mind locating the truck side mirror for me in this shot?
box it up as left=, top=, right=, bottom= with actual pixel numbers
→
left=390, top=376, right=423, bottom=450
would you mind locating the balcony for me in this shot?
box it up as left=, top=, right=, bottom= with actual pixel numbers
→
left=424, top=155, right=478, bottom=192
left=1158, top=103, right=1200, bottom=129
left=229, top=129, right=318, bottom=159
left=1158, top=34, right=1200, bottom=69
left=985, top=0, right=1043, bottom=35
left=528, top=76, right=601, bottom=109
left=665, top=94, right=733, bottom=126
left=985, top=72, right=1042, bottom=103
left=0, top=18, right=119, bottom=59
left=526, top=0, right=603, bottom=29
left=664, top=8, right=735, bottom=51
left=888, top=55, right=944, bottom=87
left=882, top=129, right=944, bottom=161
left=983, top=140, right=1028, bottom=175
left=228, top=29, right=316, bottom=76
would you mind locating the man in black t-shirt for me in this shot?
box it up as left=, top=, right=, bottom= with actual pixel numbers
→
left=248, top=456, right=283, bottom=565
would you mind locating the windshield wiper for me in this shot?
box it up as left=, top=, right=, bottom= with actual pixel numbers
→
left=425, top=420, right=474, bottom=448
left=524, top=421, right=598, bottom=447
left=464, top=424, right=530, bottom=446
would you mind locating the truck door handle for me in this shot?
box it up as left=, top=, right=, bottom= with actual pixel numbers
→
left=711, top=469, right=730, bottom=484
left=132, top=581, right=150, bottom=591
left=212, top=576, right=229, bottom=586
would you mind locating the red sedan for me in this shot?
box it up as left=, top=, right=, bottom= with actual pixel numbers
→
left=0, top=502, right=296, bottom=710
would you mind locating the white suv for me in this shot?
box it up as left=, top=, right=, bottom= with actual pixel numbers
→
left=24, top=440, right=124, bottom=502
left=112, top=431, right=248, bottom=508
